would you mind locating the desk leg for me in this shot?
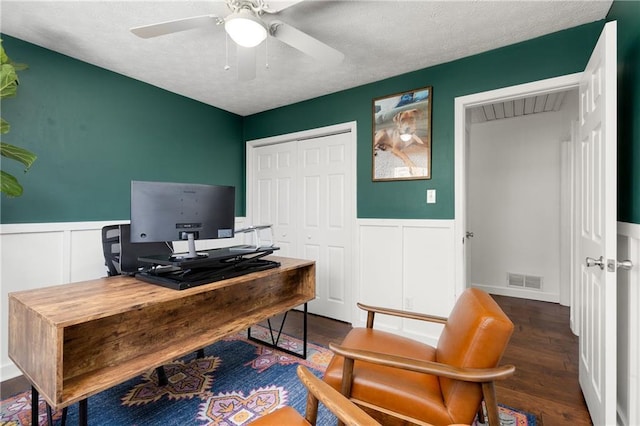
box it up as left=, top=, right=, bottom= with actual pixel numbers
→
left=31, top=386, right=38, bottom=426
left=247, top=303, right=308, bottom=359
left=156, top=366, right=168, bottom=386
left=46, top=403, right=53, bottom=426
left=78, top=399, right=88, bottom=426
left=302, top=302, right=308, bottom=359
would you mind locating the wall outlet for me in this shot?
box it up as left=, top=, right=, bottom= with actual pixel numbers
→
left=405, top=297, right=413, bottom=310
left=426, top=189, right=436, bottom=204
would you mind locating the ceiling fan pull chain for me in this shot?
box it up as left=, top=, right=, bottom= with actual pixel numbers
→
left=224, top=33, right=231, bottom=71
left=265, top=36, right=270, bottom=69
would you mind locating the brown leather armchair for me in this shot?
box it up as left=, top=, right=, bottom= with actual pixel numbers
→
left=251, top=365, right=381, bottom=425
left=323, top=288, right=515, bottom=426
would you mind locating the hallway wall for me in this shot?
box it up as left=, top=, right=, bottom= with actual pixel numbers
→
left=468, top=91, right=578, bottom=302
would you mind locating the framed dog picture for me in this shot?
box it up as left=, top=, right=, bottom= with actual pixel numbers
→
left=372, top=86, right=432, bottom=181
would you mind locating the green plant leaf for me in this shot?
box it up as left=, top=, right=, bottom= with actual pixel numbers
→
left=1, top=40, right=33, bottom=197
left=1, top=40, right=28, bottom=71
left=1, top=170, right=23, bottom=197
left=1, top=142, right=37, bottom=169
left=0, top=63, right=19, bottom=99
left=0, top=42, right=7, bottom=65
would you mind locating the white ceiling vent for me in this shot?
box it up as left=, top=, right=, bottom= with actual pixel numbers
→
left=507, top=273, right=543, bottom=290
left=470, top=90, right=570, bottom=123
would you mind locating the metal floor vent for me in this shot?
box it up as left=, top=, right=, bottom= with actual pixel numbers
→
left=507, top=273, right=543, bottom=290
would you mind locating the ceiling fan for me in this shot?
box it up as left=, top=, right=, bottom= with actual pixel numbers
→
left=130, top=0, right=344, bottom=80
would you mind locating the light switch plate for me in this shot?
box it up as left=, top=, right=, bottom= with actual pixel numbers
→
left=426, top=189, right=436, bottom=204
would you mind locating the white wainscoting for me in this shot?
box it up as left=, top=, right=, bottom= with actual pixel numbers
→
left=4, top=217, right=637, bottom=419
left=0, top=219, right=247, bottom=381
left=355, top=219, right=457, bottom=346
left=617, top=221, right=640, bottom=426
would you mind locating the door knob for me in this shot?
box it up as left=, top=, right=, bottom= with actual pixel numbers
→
left=607, top=259, right=634, bottom=272
left=585, top=256, right=604, bottom=270
left=466, top=231, right=474, bottom=238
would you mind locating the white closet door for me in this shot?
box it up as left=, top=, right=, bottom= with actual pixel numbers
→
left=298, top=133, right=353, bottom=322
left=252, top=141, right=297, bottom=256
left=251, top=131, right=354, bottom=322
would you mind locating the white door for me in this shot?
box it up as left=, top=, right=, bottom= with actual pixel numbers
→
left=298, top=133, right=353, bottom=321
left=577, top=21, right=617, bottom=426
left=250, top=127, right=355, bottom=323
left=252, top=141, right=298, bottom=255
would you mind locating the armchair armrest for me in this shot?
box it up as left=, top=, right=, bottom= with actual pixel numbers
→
left=357, top=302, right=448, bottom=328
left=329, top=343, right=515, bottom=383
left=296, top=365, right=380, bottom=426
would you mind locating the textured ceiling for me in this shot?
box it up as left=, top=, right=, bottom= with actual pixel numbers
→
left=1, top=0, right=612, bottom=116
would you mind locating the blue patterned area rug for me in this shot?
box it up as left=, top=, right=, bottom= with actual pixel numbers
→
left=1, top=327, right=535, bottom=425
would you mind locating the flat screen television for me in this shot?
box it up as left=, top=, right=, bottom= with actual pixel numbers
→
left=130, top=180, right=235, bottom=259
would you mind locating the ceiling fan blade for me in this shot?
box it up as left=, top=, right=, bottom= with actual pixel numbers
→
left=269, top=20, right=344, bottom=65
left=262, top=0, right=305, bottom=13
left=131, top=15, right=219, bottom=39
left=237, top=46, right=257, bottom=81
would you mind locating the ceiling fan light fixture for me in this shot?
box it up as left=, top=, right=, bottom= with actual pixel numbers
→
left=224, top=9, right=267, bottom=48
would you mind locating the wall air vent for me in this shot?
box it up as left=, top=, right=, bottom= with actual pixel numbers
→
left=508, top=273, right=542, bottom=290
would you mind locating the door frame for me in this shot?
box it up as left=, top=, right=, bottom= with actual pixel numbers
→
left=453, top=73, right=582, bottom=300
left=245, top=121, right=358, bottom=323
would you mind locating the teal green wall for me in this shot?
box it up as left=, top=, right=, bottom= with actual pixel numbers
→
left=3, top=1, right=638, bottom=225
left=1, top=35, right=245, bottom=224
left=607, top=0, right=640, bottom=224
left=244, top=22, right=605, bottom=219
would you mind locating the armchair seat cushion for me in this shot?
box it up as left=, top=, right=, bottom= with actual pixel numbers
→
left=250, top=406, right=309, bottom=426
left=324, top=328, right=455, bottom=424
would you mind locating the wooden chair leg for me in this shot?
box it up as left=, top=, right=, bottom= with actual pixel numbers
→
left=476, top=401, right=487, bottom=424
left=337, top=357, right=355, bottom=426
left=482, top=382, right=500, bottom=426
left=304, top=391, right=320, bottom=425
left=340, top=357, right=355, bottom=397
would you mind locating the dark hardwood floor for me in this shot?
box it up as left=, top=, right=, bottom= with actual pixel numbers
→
left=1, top=296, right=591, bottom=425
left=491, top=295, right=592, bottom=425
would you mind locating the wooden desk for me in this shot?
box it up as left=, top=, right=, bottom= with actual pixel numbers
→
left=8, top=256, right=315, bottom=415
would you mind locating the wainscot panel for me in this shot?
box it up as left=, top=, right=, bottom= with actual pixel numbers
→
left=356, top=219, right=456, bottom=346
left=0, top=219, right=247, bottom=381
left=616, top=222, right=640, bottom=426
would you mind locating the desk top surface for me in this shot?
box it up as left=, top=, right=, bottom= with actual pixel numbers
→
left=9, top=256, right=314, bottom=327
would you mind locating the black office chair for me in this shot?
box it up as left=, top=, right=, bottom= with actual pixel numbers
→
left=101, top=224, right=124, bottom=276
left=101, top=223, right=174, bottom=276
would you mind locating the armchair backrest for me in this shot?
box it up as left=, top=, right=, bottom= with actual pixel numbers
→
left=435, top=288, right=514, bottom=421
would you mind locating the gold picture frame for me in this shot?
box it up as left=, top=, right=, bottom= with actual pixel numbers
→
left=372, top=86, right=432, bottom=181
